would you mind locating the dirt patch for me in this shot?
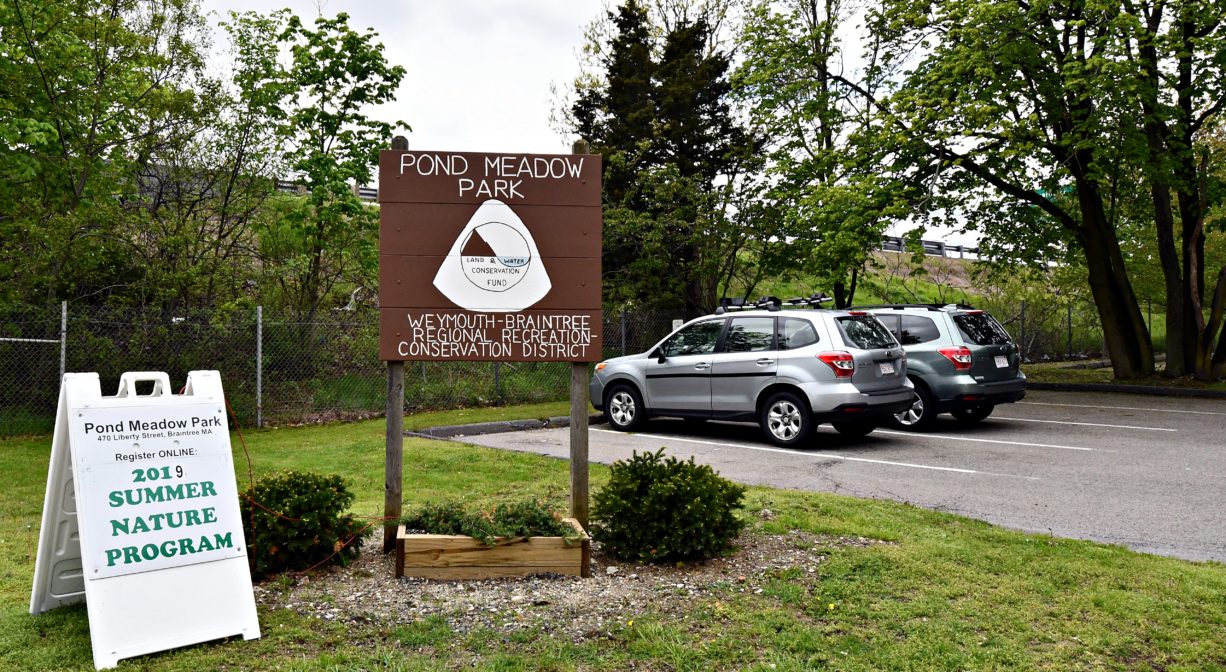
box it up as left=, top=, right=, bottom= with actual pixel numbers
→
left=254, top=523, right=885, bottom=642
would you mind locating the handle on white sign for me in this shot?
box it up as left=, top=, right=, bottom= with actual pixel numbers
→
left=115, top=371, right=174, bottom=398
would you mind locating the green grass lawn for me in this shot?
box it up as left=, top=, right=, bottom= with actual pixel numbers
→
left=1024, top=361, right=1226, bottom=392
left=2, top=403, right=1224, bottom=671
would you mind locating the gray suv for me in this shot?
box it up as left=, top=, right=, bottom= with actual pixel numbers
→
left=859, top=304, right=1026, bottom=430
left=589, top=306, right=914, bottom=447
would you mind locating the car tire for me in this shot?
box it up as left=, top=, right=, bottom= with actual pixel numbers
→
left=951, top=404, right=994, bottom=425
left=759, top=391, right=812, bottom=447
left=831, top=420, right=877, bottom=437
left=889, top=382, right=937, bottom=431
left=605, top=384, right=646, bottom=432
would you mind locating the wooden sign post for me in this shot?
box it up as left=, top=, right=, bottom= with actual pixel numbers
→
left=378, top=142, right=602, bottom=546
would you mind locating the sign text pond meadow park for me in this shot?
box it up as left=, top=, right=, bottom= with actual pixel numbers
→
left=378, top=150, right=602, bottom=362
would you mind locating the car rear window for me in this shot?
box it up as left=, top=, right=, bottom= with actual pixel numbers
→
left=836, top=315, right=897, bottom=350
left=953, top=312, right=1012, bottom=345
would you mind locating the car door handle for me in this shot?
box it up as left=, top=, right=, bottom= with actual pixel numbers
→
left=756, top=358, right=775, bottom=366
left=693, top=362, right=710, bottom=371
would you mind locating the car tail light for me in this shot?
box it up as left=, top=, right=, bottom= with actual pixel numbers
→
left=848, top=310, right=867, bottom=315
left=817, top=351, right=855, bottom=378
left=938, top=346, right=973, bottom=371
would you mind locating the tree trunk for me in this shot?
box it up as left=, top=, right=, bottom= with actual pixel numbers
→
left=1077, top=184, right=1154, bottom=379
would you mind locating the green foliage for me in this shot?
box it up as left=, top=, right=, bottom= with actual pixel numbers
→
left=240, top=470, right=368, bottom=578
left=572, top=1, right=759, bottom=316
left=591, top=449, right=746, bottom=563
left=401, top=499, right=580, bottom=546
left=225, top=10, right=406, bottom=321
left=733, top=0, right=918, bottom=308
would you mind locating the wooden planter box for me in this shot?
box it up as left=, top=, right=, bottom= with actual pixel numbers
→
left=395, top=518, right=590, bottom=579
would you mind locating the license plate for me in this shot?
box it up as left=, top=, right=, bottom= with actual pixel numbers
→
left=995, top=355, right=1009, bottom=368
left=879, top=362, right=896, bottom=375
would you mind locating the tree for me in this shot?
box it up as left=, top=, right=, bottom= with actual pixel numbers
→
left=733, top=0, right=919, bottom=308
left=1122, top=1, right=1226, bottom=378
left=0, top=0, right=210, bottom=307
left=855, top=0, right=1178, bottom=378
left=225, top=10, right=406, bottom=321
left=572, top=0, right=758, bottom=317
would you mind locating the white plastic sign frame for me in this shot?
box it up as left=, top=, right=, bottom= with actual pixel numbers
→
left=30, top=371, right=260, bottom=669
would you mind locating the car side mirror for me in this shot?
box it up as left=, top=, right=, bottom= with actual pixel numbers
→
left=650, top=348, right=666, bottom=363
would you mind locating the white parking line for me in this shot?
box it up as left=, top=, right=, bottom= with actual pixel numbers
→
left=992, top=416, right=1176, bottom=432
left=592, top=428, right=1039, bottom=479
left=1019, top=401, right=1226, bottom=416
left=868, top=428, right=1106, bottom=452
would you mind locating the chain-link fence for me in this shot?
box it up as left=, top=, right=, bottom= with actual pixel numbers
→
left=4, top=298, right=1160, bottom=436
left=0, top=304, right=683, bottom=437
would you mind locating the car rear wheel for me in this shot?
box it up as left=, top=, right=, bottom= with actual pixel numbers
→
left=831, top=420, right=877, bottom=437
left=890, top=383, right=936, bottom=431
left=760, top=391, right=812, bottom=447
left=951, top=404, right=994, bottom=425
left=605, top=384, right=646, bottom=432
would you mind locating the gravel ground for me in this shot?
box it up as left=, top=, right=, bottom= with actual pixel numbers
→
left=253, top=514, right=885, bottom=643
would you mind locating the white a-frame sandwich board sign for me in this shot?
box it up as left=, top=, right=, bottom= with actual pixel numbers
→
left=30, top=371, right=260, bottom=669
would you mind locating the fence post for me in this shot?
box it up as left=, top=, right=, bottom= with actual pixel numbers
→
left=256, top=305, right=263, bottom=428
left=1147, top=300, right=1152, bottom=333
left=1019, top=300, right=1027, bottom=362
left=59, top=301, right=67, bottom=381
left=620, top=311, right=627, bottom=357
left=1066, top=304, right=1073, bottom=359
left=493, top=362, right=502, bottom=401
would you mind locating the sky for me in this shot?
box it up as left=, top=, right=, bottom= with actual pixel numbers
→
left=197, top=0, right=972, bottom=247
left=201, top=0, right=605, bottom=154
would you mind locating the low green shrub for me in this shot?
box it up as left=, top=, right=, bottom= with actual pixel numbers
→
left=240, top=470, right=369, bottom=578
left=401, top=499, right=580, bottom=546
left=591, top=449, right=746, bottom=563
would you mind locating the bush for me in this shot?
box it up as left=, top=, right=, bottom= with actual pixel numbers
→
left=240, top=470, right=369, bottom=578
left=591, top=449, right=746, bottom=563
left=401, top=499, right=580, bottom=546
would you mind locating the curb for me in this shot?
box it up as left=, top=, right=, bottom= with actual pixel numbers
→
left=408, top=413, right=607, bottom=439
left=1027, top=381, right=1226, bottom=399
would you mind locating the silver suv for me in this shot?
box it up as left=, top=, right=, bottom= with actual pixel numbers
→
left=859, top=304, right=1026, bottom=430
left=589, top=306, right=914, bottom=447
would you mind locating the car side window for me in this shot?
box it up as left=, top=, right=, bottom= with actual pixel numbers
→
left=661, top=320, right=723, bottom=357
left=899, top=315, right=940, bottom=345
left=724, top=317, right=775, bottom=352
left=778, top=317, right=819, bottom=350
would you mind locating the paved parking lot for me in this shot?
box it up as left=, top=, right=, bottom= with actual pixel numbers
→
left=453, top=390, right=1226, bottom=563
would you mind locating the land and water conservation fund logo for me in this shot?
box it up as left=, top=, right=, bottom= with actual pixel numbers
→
left=433, top=199, right=551, bottom=312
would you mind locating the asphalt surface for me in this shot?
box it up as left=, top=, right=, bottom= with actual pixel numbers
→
left=449, top=390, right=1226, bottom=563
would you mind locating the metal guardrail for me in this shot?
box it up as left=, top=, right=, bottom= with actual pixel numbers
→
left=880, top=236, right=979, bottom=258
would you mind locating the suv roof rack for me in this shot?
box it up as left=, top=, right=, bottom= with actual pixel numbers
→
left=716, top=296, right=782, bottom=314
left=715, top=293, right=833, bottom=315
left=851, top=303, right=978, bottom=312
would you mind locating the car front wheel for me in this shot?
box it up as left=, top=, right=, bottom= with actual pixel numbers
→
left=760, top=391, right=812, bottom=447
left=605, top=384, right=646, bottom=431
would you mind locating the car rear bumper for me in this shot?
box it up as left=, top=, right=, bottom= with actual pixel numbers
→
left=803, top=383, right=915, bottom=422
left=932, top=375, right=1026, bottom=411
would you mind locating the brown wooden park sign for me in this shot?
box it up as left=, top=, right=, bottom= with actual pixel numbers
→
left=378, top=149, right=603, bottom=362
left=376, top=144, right=602, bottom=553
